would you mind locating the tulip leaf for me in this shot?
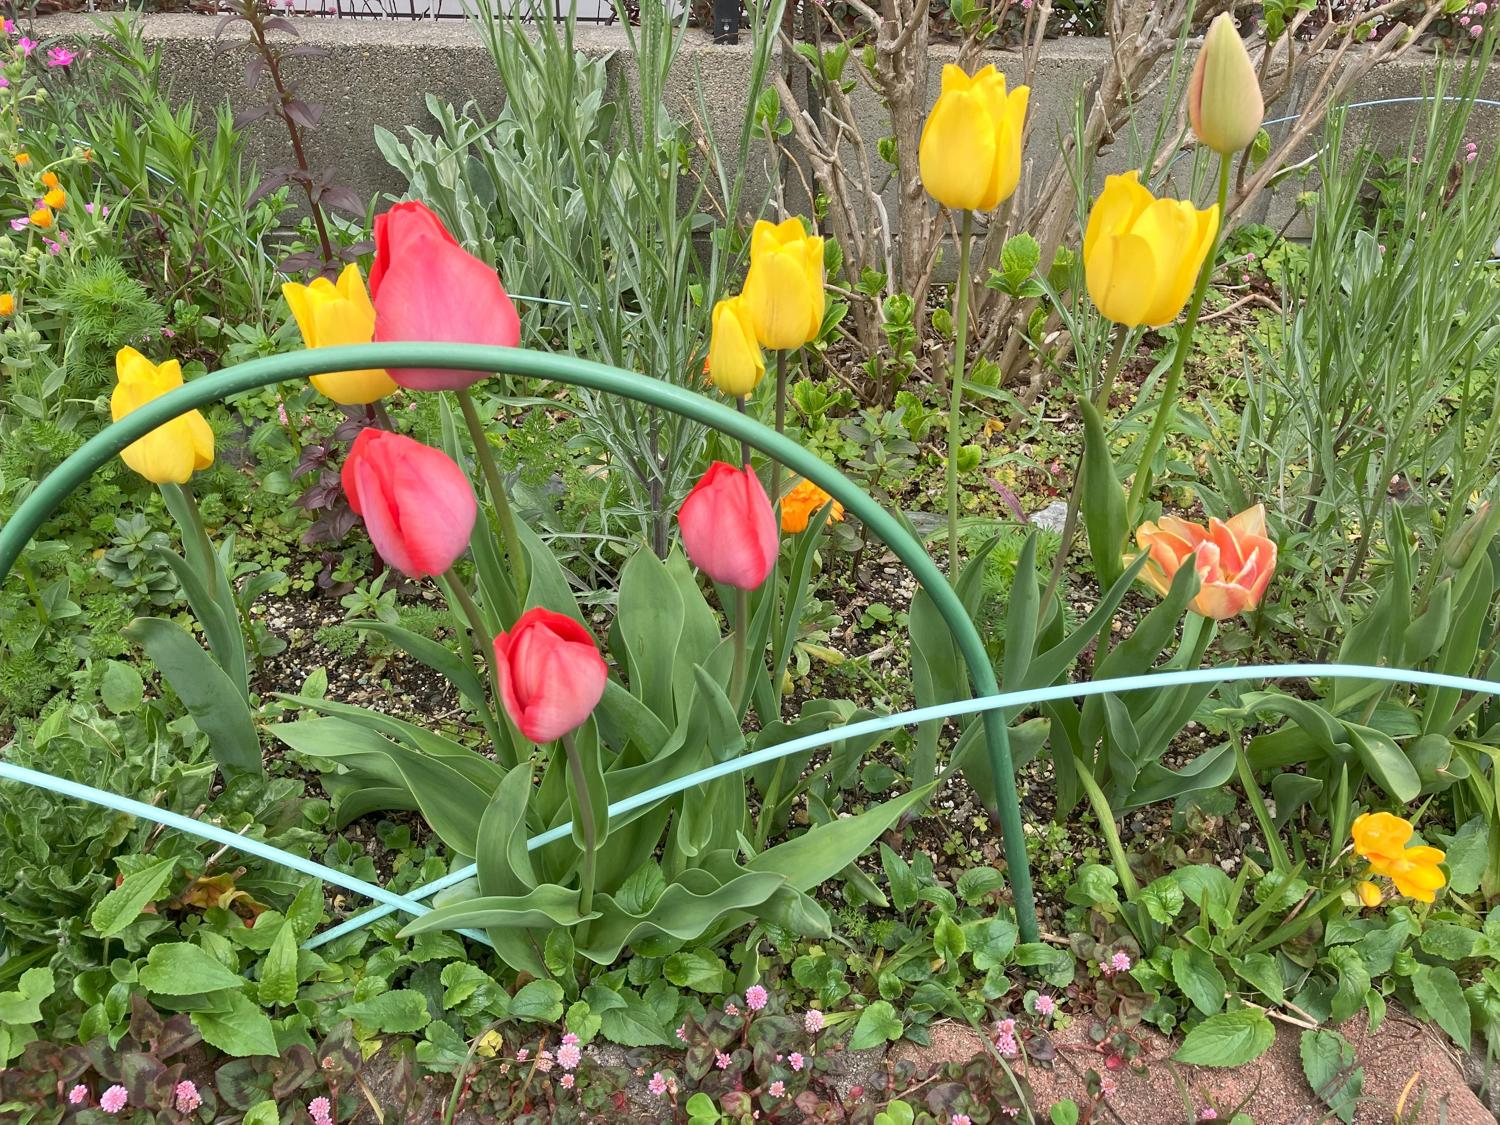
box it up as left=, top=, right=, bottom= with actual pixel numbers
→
left=749, top=782, right=935, bottom=892
left=124, top=617, right=262, bottom=779
left=616, top=548, right=686, bottom=722
left=1078, top=396, right=1128, bottom=591
left=1342, top=723, right=1421, bottom=804
left=347, top=619, right=488, bottom=710
left=397, top=886, right=597, bottom=937
left=575, top=868, right=787, bottom=965
left=158, top=482, right=249, bottom=697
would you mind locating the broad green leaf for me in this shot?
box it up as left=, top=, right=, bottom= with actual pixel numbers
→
left=848, top=999, right=903, bottom=1050
left=1342, top=723, right=1420, bottom=803
left=1078, top=397, right=1127, bottom=589
left=599, top=1004, right=674, bottom=1046
left=90, top=857, right=176, bottom=938
left=243, top=1102, right=281, bottom=1125
left=1173, top=1007, right=1275, bottom=1067
left=0, top=969, right=54, bottom=1025
left=1299, top=1029, right=1362, bottom=1124
left=1438, top=816, right=1488, bottom=896
left=139, top=942, right=246, bottom=996
left=257, top=922, right=299, bottom=1007
left=1410, top=964, right=1470, bottom=1049
left=1326, top=946, right=1369, bottom=1023
left=509, top=980, right=564, bottom=1023
left=1172, top=946, right=1227, bottom=1016
left=344, top=989, right=432, bottom=1033
left=100, top=660, right=145, bottom=714
left=664, top=950, right=729, bottom=994
left=125, top=617, right=262, bottom=778
left=192, top=991, right=277, bottom=1057
left=1232, top=953, right=1284, bottom=1005
left=398, top=886, right=595, bottom=937
left=348, top=620, right=487, bottom=708
left=750, top=783, right=934, bottom=892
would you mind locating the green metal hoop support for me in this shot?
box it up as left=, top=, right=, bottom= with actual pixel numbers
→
left=0, top=342, right=1041, bottom=942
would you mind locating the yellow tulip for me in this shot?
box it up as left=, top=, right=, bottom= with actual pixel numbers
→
left=918, top=64, right=1030, bottom=213
left=1189, top=13, right=1265, bottom=156
left=111, top=347, right=215, bottom=484
left=741, top=219, right=825, bottom=351
left=282, top=264, right=397, bottom=405
left=1083, top=171, right=1220, bottom=328
left=707, top=295, right=765, bottom=397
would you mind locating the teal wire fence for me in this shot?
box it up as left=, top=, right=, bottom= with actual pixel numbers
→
left=2, top=344, right=1495, bottom=954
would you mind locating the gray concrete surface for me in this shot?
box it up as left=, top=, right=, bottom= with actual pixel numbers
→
left=32, top=14, right=1500, bottom=235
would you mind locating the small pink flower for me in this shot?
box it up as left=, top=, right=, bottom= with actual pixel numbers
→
left=557, top=1043, right=581, bottom=1070
left=1100, top=1075, right=1118, bottom=1097
left=715, top=1051, right=732, bottom=1070
left=174, top=1080, right=203, bottom=1113
left=1471, top=22, right=1484, bottom=34
left=675, top=1023, right=687, bottom=1043
left=45, top=46, right=75, bottom=67
left=952, top=1117, right=972, bottom=1125
left=996, top=1032, right=1018, bottom=1058
left=1111, top=950, right=1132, bottom=973
left=16, top=35, right=36, bottom=55
left=1461, top=13, right=1471, bottom=23
left=309, top=1096, right=334, bottom=1125
left=10, top=217, right=27, bottom=231
left=789, top=1052, right=805, bottom=1072
left=745, top=984, right=768, bottom=1011
left=68, top=1085, right=88, bottom=1106
left=1476, top=3, right=1488, bottom=14
left=649, top=1072, right=668, bottom=1097
left=1468, top=151, right=1479, bottom=162
left=995, top=1018, right=1016, bottom=1036
left=536, top=1049, right=554, bottom=1074
left=0, top=76, right=8, bottom=88
left=560, top=1073, right=575, bottom=1090
left=3, top=19, right=14, bottom=33
left=100, top=1085, right=128, bottom=1114
left=1034, top=994, right=1056, bottom=1017
left=1002, top=1109, right=1020, bottom=1119
left=769, top=1080, right=785, bottom=1097
left=516, top=1047, right=529, bottom=1061
left=804, top=1009, right=824, bottom=1033
left=724, top=1001, right=739, bottom=1016
left=277, top=402, right=290, bottom=425
left=1199, top=1110, right=1218, bottom=1122
left=561, top=1032, right=580, bottom=1047
left=160, top=326, right=176, bottom=338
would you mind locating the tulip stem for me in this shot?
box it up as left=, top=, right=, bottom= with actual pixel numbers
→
left=731, top=584, right=750, bottom=713
left=770, top=351, right=788, bottom=503
left=371, top=401, right=396, bottom=431
left=1126, top=153, right=1232, bottom=521
left=456, top=389, right=528, bottom=597
left=1235, top=734, right=1292, bottom=875
left=1039, top=327, right=1131, bottom=617
left=560, top=731, right=598, bottom=920
left=946, top=211, right=974, bottom=584
left=1075, top=764, right=1140, bottom=900
left=443, top=571, right=508, bottom=764
left=736, top=395, right=751, bottom=468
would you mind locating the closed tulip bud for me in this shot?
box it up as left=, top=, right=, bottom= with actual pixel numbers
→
left=741, top=219, right=825, bottom=350
left=369, top=201, right=521, bottom=391
left=111, top=347, right=215, bottom=484
left=1443, top=501, right=1492, bottom=569
left=283, top=265, right=399, bottom=405
left=707, top=295, right=765, bottom=396
left=919, top=64, right=1029, bottom=213
left=678, top=462, right=779, bottom=590
left=341, top=428, right=477, bottom=578
left=1134, top=503, right=1276, bottom=620
left=1084, top=171, right=1220, bottom=328
left=494, top=607, right=609, bottom=744
left=1189, top=13, right=1265, bottom=156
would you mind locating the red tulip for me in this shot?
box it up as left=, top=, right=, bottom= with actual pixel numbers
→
left=494, top=607, right=608, bottom=743
left=369, top=201, right=521, bottom=391
left=341, top=428, right=477, bottom=578
left=678, top=462, right=779, bottom=590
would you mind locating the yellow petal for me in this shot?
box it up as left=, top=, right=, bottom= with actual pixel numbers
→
left=1083, top=171, right=1152, bottom=262
left=1133, top=199, right=1200, bottom=326
left=920, top=88, right=998, bottom=212
left=708, top=296, right=766, bottom=396
left=1086, top=232, right=1156, bottom=328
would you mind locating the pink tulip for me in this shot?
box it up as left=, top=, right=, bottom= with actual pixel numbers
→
left=369, top=201, right=520, bottom=391
left=678, top=462, right=779, bottom=590
left=341, top=428, right=477, bottom=578
left=1134, top=503, right=1277, bottom=620
left=494, top=608, right=608, bottom=743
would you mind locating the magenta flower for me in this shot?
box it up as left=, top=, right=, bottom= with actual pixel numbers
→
left=560, top=1073, right=575, bottom=1090
left=648, top=1072, right=668, bottom=1097
left=16, top=36, right=36, bottom=55
left=557, top=1042, right=581, bottom=1071
left=309, top=1096, right=334, bottom=1125
left=1199, top=1110, right=1219, bottom=1122
left=803, top=1009, right=824, bottom=1033
left=745, top=984, right=768, bottom=1011
left=67, top=1085, right=89, bottom=1105
left=174, top=1081, right=203, bottom=1112
left=769, top=1080, right=786, bottom=1097
left=1034, top=994, right=1057, bottom=1017
left=3, top=19, right=14, bottom=33
left=789, top=1052, right=804, bottom=1071
left=953, top=1116, right=972, bottom=1125
left=45, top=46, right=75, bottom=67
left=1111, top=950, right=1132, bottom=973
left=100, top=1085, right=128, bottom=1114
left=0, top=76, right=8, bottom=88
left=714, top=1051, right=731, bottom=1070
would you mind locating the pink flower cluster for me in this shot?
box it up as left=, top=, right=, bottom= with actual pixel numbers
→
left=1099, top=949, right=1132, bottom=976
left=309, top=1095, right=334, bottom=1125
left=1465, top=140, right=1479, bottom=164
left=994, top=1017, right=1019, bottom=1058
left=100, top=1085, right=128, bottom=1114
left=803, top=1008, right=824, bottom=1034
left=1459, top=0, right=1487, bottom=36
left=174, top=1080, right=202, bottom=1113
left=745, top=984, right=768, bottom=1011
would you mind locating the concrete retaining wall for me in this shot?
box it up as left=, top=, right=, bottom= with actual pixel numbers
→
left=33, top=14, right=1500, bottom=236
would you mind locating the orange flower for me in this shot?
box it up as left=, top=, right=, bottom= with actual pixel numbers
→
left=43, top=188, right=65, bottom=210
left=14, top=152, right=30, bottom=167
left=0, top=293, right=14, bottom=317
left=1352, top=812, right=1447, bottom=904
left=1351, top=811, right=1414, bottom=866
left=1356, top=881, right=1383, bottom=908
left=1379, top=846, right=1447, bottom=903
left=1133, top=503, right=1276, bottom=620
left=28, top=207, right=54, bottom=229
left=41, top=171, right=60, bottom=189
left=781, top=479, right=845, bottom=534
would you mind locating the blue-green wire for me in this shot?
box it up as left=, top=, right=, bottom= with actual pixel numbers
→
left=7, top=662, right=1494, bottom=950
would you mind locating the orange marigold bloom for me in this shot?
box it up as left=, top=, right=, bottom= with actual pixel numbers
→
left=14, top=152, right=30, bottom=166
left=781, top=479, right=845, bottom=534
left=43, top=188, right=65, bottom=210
left=0, top=293, right=14, bottom=317
left=28, top=207, right=54, bottom=229
left=41, top=171, right=60, bottom=189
